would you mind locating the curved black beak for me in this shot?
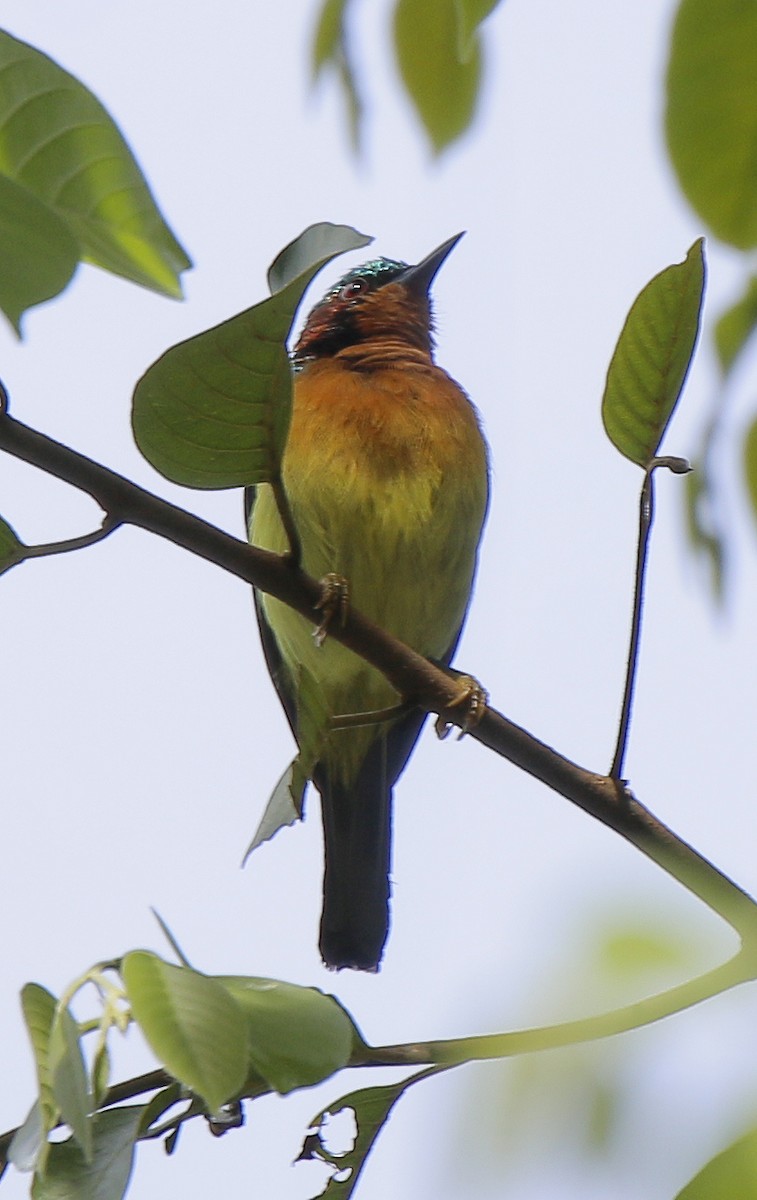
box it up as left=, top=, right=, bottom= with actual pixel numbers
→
left=399, top=232, right=465, bottom=295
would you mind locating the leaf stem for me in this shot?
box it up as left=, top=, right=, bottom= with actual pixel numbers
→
left=611, top=467, right=654, bottom=779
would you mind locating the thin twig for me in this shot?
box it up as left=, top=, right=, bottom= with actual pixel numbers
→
left=610, top=457, right=690, bottom=780
left=20, top=513, right=121, bottom=560
left=611, top=467, right=654, bottom=779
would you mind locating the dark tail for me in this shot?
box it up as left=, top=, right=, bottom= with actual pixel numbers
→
left=318, top=763, right=392, bottom=971
left=316, top=709, right=427, bottom=971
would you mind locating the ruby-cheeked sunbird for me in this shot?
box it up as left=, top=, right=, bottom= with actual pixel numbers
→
left=247, top=234, right=489, bottom=971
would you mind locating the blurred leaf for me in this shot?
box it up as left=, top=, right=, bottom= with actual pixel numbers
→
left=684, top=447, right=725, bottom=601
left=0, top=30, right=190, bottom=315
left=302, top=1073, right=431, bottom=1197
left=666, top=0, right=757, bottom=249
left=0, top=175, right=78, bottom=333
left=20, top=984, right=58, bottom=1169
left=596, top=926, right=692, bottom=981
left=121, top=952, right=248, bottom=1113
left=311, top=0, right=363, bottom=150
left=0, top=514, right=24, bottom=575
left=742, top=415, right=757, bottom=537
left=216, top=976, right=357, bottom=1095
left=715, top=277, right=757, bottom=376
left=31, top=1107, right=144, bottom=1200
left=393, top=0, right=482, bottom=154
left=132, top=223, right=370, bottom=489
left=453, top=0, right=500, bottom=60
left=49, top=1005, right=92, bottom=1161
left=602, top=240, right=705, bottom=467
left=676, top=1125, right=757, bottom=1198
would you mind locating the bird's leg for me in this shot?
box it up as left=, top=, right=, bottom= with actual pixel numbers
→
left=313, top=573, right=350, bottom=647
left=435, top=672, right=489, bottom=740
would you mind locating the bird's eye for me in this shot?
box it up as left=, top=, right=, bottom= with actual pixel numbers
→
left=340, top=278, right=368, bottom=302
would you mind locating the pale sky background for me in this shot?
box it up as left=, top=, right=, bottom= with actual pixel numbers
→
left=2, top=2, right=757, bottom=1198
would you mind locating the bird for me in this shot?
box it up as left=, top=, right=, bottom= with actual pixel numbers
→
left=246, top=234, right=489, bottom=971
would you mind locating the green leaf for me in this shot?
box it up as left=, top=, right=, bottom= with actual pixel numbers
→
left=453, top=0, right=500, bottom=61
left=267, top=222, right=371, bottom=294
left=714, top=276, right=757, bottom=376
left=742, top=414, right=757, bottom=537
left=684, top=460, right=725, bottom=601
left=49, top=1005, right=93, bottom=1161
left=676, top=1125, right=757, bottom=1198
left=137, top=1084, right=182, bottom=1137
left=0, top=175, right=78, bottom=333
left=20, top=984, right=59, bottom=1163
left=132, top=222, right=371, bottom=489
left=0, top=29, right=190, bottom=314
left=666, top=0, right=757, bottom=249
left=243, top=663, right=329, bottom=859
left=31, top=1107, right=144, bottom=1200
left=121, top=951, right=248, bottom=1112
left=242, top=759, right=306, bottom=860
left=393, top=0, right=482, bottom=153
left=216, top=976, right=356, bottom=1095
left=311, top=0, right=363, bottom=150
left=90, top=1044, right=110, bottom=1110
left=302, top=1073, right=432, bottom=1197
left=601, top=240, right=705, bottom=467
left=7, top=1102, right=44, bottom=1173
left=0, top=513, right=24, bottom=575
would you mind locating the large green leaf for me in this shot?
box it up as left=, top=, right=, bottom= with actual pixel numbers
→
left=121, top=952, right=248, bottom=1113
left=31, top=1107, right=144, bottom=1200
left=132, top=223, right=371, bottom=489
left=602, top=240, right=705, bottom=467
left=675, top=1125, right=757, bottom=1198
left=666, top=0, right=757, bottom=249
left=0, top=174, right=78, bottom=332
left=0, top=28, right=190, bottom=327
left=216, top=976, right=356, bottom=1095
left=393, top=0, right=482, bottom=153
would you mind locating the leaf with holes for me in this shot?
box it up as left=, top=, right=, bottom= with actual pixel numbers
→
left=602, top=240, right=705, bottom=467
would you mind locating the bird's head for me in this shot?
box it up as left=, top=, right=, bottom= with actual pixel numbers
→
left=294, top=233, right=464, bottom=363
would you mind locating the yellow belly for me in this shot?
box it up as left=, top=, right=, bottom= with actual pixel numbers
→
left=249, top=355, right=489, bottom=783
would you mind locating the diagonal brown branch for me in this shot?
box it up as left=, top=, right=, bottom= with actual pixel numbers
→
left=1, top=411, right=756, bottom=945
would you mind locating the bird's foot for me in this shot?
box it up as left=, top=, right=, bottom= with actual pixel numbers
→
left=313, top=573, right=350, bottom=647
left=435, top=674, right=488, bottom=740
